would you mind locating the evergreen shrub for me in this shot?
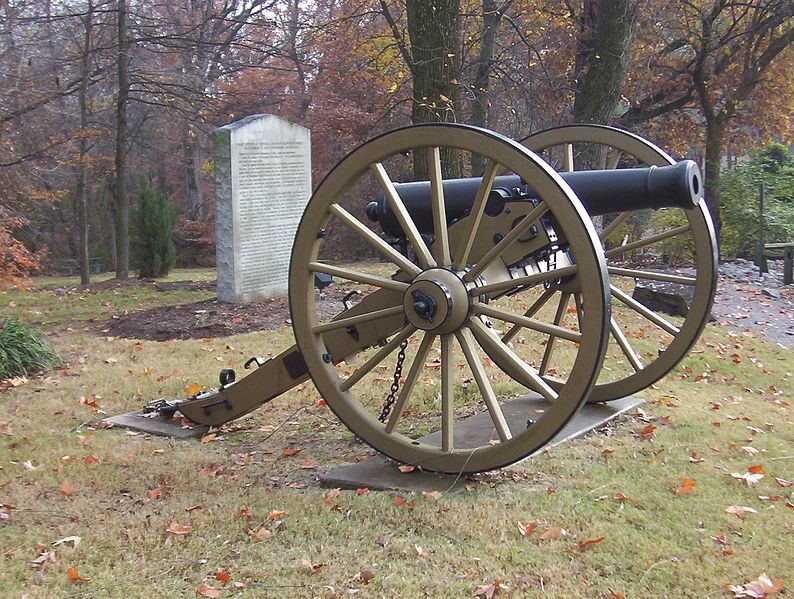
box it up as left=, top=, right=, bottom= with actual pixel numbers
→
left=134, top=175, right=175, bottom=278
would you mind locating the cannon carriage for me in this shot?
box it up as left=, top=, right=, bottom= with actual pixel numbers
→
left=145, top=123, right=717, bottom=474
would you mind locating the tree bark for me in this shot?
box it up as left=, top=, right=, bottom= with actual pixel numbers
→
left=75, top=0, right=93, bottom=286
left=470, top=0, right=505, bottom=175
left=703, top=118, right=725, bottom=241
left=406, top=0, right=462, bottom=178
left=114, top=0, right=130, bottom=278
left=572, top=0, right=637, bottom=169
left=182, top=125, right=204, bottom=218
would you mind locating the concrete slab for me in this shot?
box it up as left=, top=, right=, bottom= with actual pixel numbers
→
left=320, top=395, right=643, bottom=493
left=103, top=410, right=209, bottom=438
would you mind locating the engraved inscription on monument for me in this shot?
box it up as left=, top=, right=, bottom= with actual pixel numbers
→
left=214, top=115, right=311, bottom=302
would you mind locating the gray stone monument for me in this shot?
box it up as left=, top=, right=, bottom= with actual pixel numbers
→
left=214, top=114, right=311, bottom=303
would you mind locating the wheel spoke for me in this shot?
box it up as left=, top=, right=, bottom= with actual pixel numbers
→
left=539, top=292, right=571, bottom=376
left=610, top=285, right=680, bottom=336
left=440, top=334, right=454, bottom=452
left=309, top=262, right=409, bottom=292
left=464, top=202, right=549, bottom=282
left=563, top=143, right=574, bottom=172
left=599, top=211, right=631, bottom=243
left=469, top=317, right=558, bottom=403
left=606, top=149, right=622, bottom=169
left=370, top=162, right=435, bottom=269
left=573, top=292, right=585, bottom=323
left=476, top=302, right=581, bottom=343
left=501, top=288, right=556, bottom=343
left=427, top=147, right=451, bottom=267
left=329, top=203, right=421, bottom=277
left=455, top=327, right=512, bottom=442
left=609, top=316, right=643, bottom=372
left=385, top=333, right=436, bottom=433
left=608, top=266, right=696, bottom=286
left=474, top=264, right=578, bottom=297
left=452, top=159, right=500, bottom=270
left=604, top=224, right=692, bottom=259
left=340, top=324, right=417, bottom=392
left=312, top=304, right=404, bottom=334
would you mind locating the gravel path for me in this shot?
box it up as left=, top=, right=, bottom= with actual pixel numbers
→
left=710, top=258, right=794, bottom=349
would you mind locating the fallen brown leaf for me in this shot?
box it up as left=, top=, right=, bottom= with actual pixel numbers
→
left=250, top=527, right=271, bottom=542
left=82, top=455, right=101, bottom=466
left=539, top=527, right=566, bottom=541
left=66, top=566, right=90, bottom=583
left=185, top=383, right=201, bottom=395
left=215, top=571, right=231, bottom=586
left=517, top=520, right=539, bottom=537
left=577, top=535, right=605, bottom=549
left=474, top=579, right=509, bottom=598
left=674, top=478, right=696, bottom=496
left=59, top=480, right=78, bottom=497
left=301, top=558, right=327, bottom=573
left=196, top=582, right=220, bottom=597
left=728, top=573, right=783, bottom=598
left=323, top=489, right=340, bottom=507
left=165, top=521, right=192, bottom=535
left=725, top=505, right=758, bottom=518
left=422, top=490, right=442, bottom=501
left=634, top=424, right=656, bottom=440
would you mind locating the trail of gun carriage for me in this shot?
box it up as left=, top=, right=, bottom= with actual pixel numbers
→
left=1, top=1, right=792, bottom=597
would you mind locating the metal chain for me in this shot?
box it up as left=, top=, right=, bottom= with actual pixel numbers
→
left=378, top=339, right=408, bottom=423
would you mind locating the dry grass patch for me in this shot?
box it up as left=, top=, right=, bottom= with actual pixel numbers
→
left=0, top=273, right=791, bottom=598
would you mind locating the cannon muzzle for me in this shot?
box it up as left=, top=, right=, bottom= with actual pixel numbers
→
left=366, top=160, right=702, bottom=238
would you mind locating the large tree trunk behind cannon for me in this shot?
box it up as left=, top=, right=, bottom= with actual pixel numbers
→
left=407, top=0, right=462, bottom=179
left=572, top=0, right=637, bottom=170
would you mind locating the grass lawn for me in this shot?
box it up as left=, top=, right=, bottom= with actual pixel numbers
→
left=0, top=269, right=791, bottom=598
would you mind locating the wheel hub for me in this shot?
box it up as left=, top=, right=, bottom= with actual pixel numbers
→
left=403, top=268, right=471, bottom=334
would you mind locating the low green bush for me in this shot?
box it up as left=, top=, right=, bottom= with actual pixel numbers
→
left=0, top=319, right=61, bottom=380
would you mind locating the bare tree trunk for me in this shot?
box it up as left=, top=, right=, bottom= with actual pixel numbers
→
left=703, top=118, right=725, bottom=241
left=183, top=125, right=204, bottom=218
left=114, top=0, right=130, bottom=278
left=75, top=0, right=93, bottom=286
left=572, top=0, right=637, bottom=169
left=470, top=0, right=505, bottom=176
left=407, top=0, right=462, bottom=178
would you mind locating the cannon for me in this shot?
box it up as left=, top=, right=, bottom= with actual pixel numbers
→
left=143, top=123, right=717, bottom=474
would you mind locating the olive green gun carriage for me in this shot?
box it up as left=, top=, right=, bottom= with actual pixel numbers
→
left=145, top=123, right=717, bottom=474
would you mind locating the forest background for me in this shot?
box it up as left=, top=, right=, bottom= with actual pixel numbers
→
left=1, top=0, right=792, bottom=285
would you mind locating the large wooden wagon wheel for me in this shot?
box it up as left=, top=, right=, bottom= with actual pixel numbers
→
left=517, top=125, right=717, bottom=403
left=289, top=124, right=610, bottom=473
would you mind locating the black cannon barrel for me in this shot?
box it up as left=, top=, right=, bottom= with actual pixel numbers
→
left=366, top=160, right=702, bottom=238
